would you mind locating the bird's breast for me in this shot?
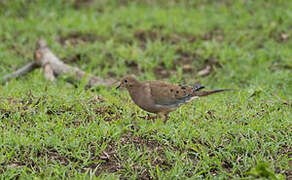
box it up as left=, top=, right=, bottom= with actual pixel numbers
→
left=128, top=87, right=159, bottom=113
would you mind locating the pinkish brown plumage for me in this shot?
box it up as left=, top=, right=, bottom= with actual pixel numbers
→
left=117, top=76, right=229, bottom=123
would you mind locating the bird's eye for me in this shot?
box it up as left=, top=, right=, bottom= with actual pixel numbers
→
left=124, top=79, right=128, bottom=83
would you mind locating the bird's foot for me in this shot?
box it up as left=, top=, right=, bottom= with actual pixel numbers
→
left=147, top=114, right=157, bottom=120
left=138, top=114, right=157, bottom=121
left=139, top=114, right=169, bottom=123
left=163, top=115, right=169, bottom=123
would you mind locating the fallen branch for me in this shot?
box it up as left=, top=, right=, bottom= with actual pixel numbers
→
left=2, top=62, right=38, bottom=82
left=2, top=39, right=114, bottom=87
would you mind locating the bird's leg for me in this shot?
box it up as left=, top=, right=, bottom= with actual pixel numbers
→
left=157, top=112, right=169, bottom=123
left=163, top=114, right=169, bottom=123
left=147, top=114, right=157, bottom=120
left=138, top=114, right=156, bottom=120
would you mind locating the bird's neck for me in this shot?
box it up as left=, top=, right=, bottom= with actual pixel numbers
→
left=127, top=83, right=142, bottom=100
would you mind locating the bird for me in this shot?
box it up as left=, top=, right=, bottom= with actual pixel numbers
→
left=116, top=76, right=230, bottom=123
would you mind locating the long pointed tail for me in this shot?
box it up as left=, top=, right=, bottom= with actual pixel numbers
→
left=193, top=89, right=233, bottom=97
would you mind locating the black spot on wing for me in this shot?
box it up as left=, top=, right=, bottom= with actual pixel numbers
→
left=193, top=85, right=205, bottom=91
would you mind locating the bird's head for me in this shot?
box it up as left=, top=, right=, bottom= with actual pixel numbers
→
left=116, top=76, right=140, bottom=90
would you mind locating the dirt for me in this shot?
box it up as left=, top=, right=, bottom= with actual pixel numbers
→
left=133, top=29, right=197, bottom=47
left=152, top=48, right=222, bottom=79
left=74, top=0, right=95, bottom=9
left=152, top=48, right=200, bottom=78
left=0, top=146, right=69, bottom=175
left=93, top=105, right=122, bottom=122
left=269, top=30, right=290, bottom=43
left=269, top=63, right=292, bottom=72
left=84, top=131, right=171, bottom=179
left=58, top=32, right=107, bottom=47
left=134, top=30, right=160, bottom=43
left=125, top=60, right=141, bottom=75
left=153, top=62, right=176, bottom=79
left=200, top=28, right=224, bottom=43
left=63, top=53, right=91, bottom=64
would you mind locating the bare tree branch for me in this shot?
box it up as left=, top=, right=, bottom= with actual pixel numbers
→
left=2, top=62, right=38, bottom=83
left=2, top=39, right=114, bottom=87
left=43, top=64, right=55, bottom=81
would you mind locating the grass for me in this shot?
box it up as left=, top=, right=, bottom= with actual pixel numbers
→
left=0, top=0, right=291, bottom=179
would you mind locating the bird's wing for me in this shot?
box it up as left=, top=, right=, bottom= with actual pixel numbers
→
left=147, top=81, right=199, bottom=107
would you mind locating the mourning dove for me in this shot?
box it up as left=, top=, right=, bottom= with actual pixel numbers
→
left=117, top=76, right=229, bottom=123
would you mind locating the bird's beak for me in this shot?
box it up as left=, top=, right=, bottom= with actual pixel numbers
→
left=116, top=83, right=121, bottom=89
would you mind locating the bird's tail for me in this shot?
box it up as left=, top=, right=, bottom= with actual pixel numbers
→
left=192, top=89, right=233, bottom=97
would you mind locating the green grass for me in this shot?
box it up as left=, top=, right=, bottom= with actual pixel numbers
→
left=0, top=0, right=291, bottom=179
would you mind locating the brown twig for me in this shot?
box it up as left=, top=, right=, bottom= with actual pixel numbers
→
left=2, top=39, right=114, bottom=87
left=2, top=62, right=38, bottom=82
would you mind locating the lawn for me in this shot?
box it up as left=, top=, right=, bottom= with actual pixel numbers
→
left=0, top=0, right=291, bottom=179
